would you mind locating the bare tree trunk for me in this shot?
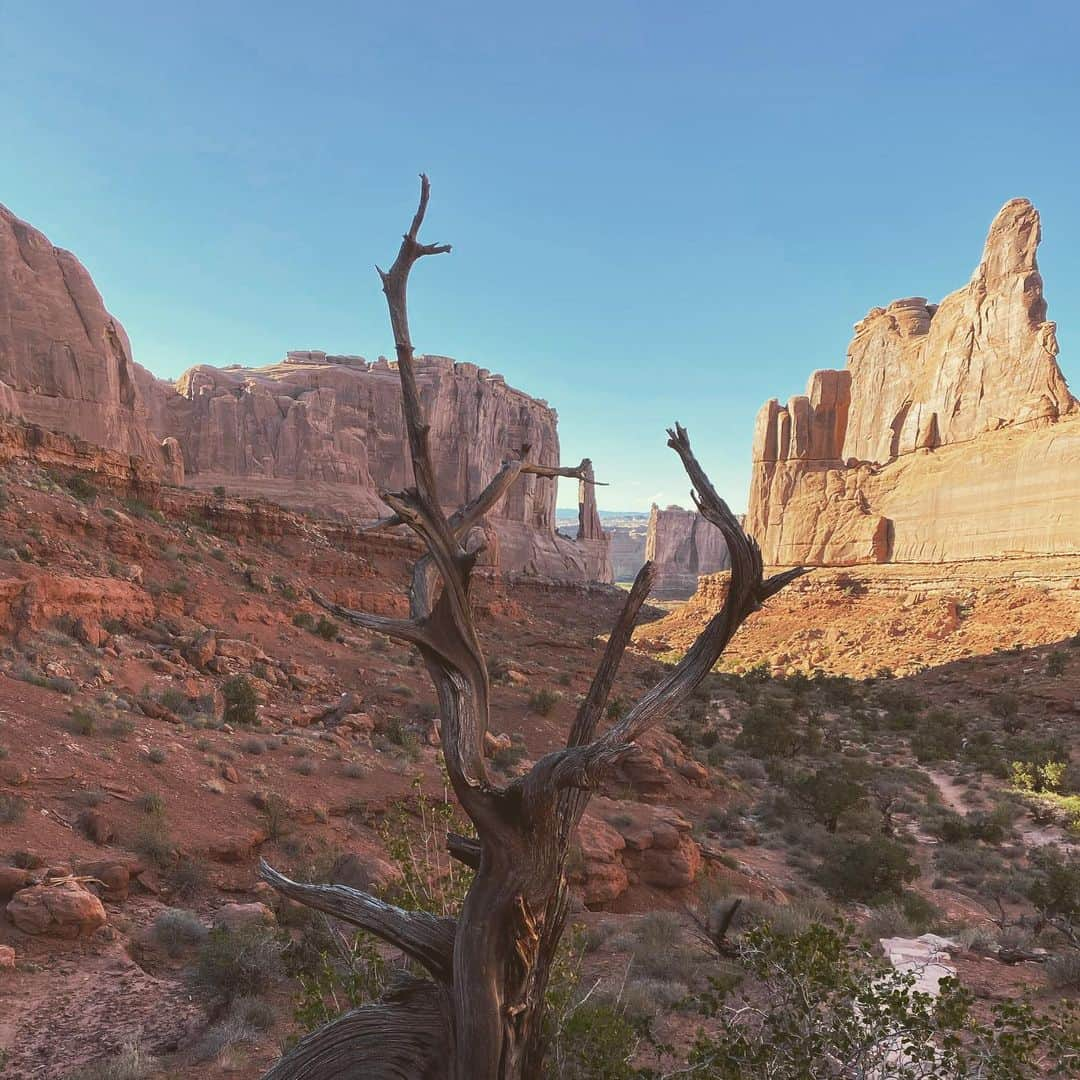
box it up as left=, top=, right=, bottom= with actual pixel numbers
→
left=260, top=176, right=806, bottom=1079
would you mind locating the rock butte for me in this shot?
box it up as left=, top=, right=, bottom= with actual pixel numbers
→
left=645, top=504, right=731, bottom=598
left=747, top=198, right=1080, bottom=566
left=0, top=203, right=611, bottom=582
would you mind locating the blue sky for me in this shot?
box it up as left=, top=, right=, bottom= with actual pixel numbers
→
left=3, top=1, right=1079, bottom=513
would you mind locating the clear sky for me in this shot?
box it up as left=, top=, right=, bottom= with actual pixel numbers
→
left=3, top=1, right=1079, bottom=513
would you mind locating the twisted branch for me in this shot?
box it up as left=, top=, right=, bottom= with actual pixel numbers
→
left=260, top=862, right=456, bottom=983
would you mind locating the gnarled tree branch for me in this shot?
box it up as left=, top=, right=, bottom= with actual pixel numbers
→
left=262, top=974, right=452, bottom=1080
left=260, top=862, right=455, bottom=983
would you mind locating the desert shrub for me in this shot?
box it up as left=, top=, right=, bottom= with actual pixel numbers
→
left=816, top=836, right=918, bottom=903
left=910, top=710, right=967, bottom=762
left=152, top=907, right=208, bottom=956
left=933, top=843, right=1006, bottom=889
left=292, top=611, right=315, bottom=630
left=222, top=674, right=258, bottom=726
left=542, top=929, right=649, bottom=1079
left=262, top=793, right=293, bottom=840
left=314, top=616, right=339, bottom=641
left=1046, top=651, right=1067, bottom=677
left=64, top=1040, right=156, bottom=1079
left=133, top=816, right=173, bottom=866
left=63, top=474, right=98, bottom=502
left=66, top=707, right=98, bottom=736
left=727, top=895, right=838, bottom=939
left=734, top=704, right=803, bottom=758
left=1027, top=848, right=1080, bottom=922
left=1011, top=758, right=1067, bottom=794
left=293, top=931, right=388, bottom=1032
left=791, top=764, right=865, bottom=833
left=685, top=922, right=1080, bottom=1078
left=168, top=855, right=208, bottom=898
left=138, top=791, right=166, bottom=815
left=146, top=747, right=168, bottom=764
left=242, top=737, right=266, bottom=755
left=529, top=688, right=560, bottom=716
left=990, top=691, right=1019, bottom=721
left=379, top=778, right=473, bottom=917
left=0, top=792, right=27, bottom=824
left=109, top=716, right=136, bottom=739
left=1046, top=951, right=1080, bottom=990
left=625, top=912, right=687, bottom=981
left=193, top=925, right=284, bottom=1001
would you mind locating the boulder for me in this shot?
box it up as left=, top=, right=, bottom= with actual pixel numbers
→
left=0, top=866, right=34, bottom=902
left=570, top=816, right=629, bottom=906
left=77, top=809, right=115, bottom=846
left=213, top=902, right=275, bottom=932
left=330, top=850, right=403, bottom=895
left=7, top=881, right=107, bottom=938
left=77, top=860, right=133, bottom=903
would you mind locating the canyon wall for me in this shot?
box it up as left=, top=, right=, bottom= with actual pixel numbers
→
left=0, top=203, right=611, bottom=582
left=747, top=199, right=1079, bottom=566
left=0, top=204, right=175, bottom=471
left=645, top=504, right=731, bottom=598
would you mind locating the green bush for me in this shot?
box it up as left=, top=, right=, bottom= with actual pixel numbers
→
left=193, top=926, right=283, bottom=1001
left=529, top=689, right=560, bottom=716
left=152, top=908, right=208, bottom=957
left=1046, top=651, right=1067, bottom=677
left=685, top=922, right=1080, bottom=1078
left=222, top=675, right=258, bottom=726
left=314, top=616, right=339, bottom=641
left=735, top=704, right=803, bottom=758
left=816, top=836, right=918, bottom=903
left=791, top=765, right=865, bottom=833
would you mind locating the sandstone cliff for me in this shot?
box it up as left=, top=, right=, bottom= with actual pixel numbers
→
left=0, top=205, right=611, bottom=582
left=0, top=204, right=177, bottom=475
left=747, top=199, right=1079, bottom=566
left=645, top=504, right=731, bottom=598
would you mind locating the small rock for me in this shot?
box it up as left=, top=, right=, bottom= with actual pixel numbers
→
left=0, top=944, right=14, bottom=970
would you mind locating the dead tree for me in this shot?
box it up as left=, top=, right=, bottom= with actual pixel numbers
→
left=259, top=176, right=806, bottom=1079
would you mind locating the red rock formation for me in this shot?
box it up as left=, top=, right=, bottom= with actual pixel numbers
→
left=747, top=199, right=1079, bottom=566
left=0, top=206, right=611, bottom=581
left=0, top=204, right=178, bottom=478
left=645, top=504, right=731, bottom=598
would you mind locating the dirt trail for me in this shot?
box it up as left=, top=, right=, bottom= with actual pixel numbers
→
left=924, top=769, right=1076, bottom=853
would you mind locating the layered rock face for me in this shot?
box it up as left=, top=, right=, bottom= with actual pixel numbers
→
left=747, top=199, right=1079, bottom=566
left=0, top=204, right=177, bottom=475
left=0, top=204, right=611, bottom=582
left=645, top=504, right=731, bottom=598
left=152, top=350, right=611, bottom=579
